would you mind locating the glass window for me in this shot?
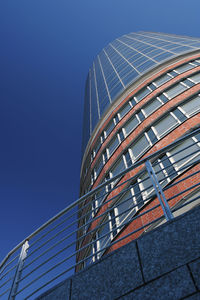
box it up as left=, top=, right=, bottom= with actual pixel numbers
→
left=130, top=135, right=150, bottom=159
left=107, top=136, right=120, bottom=157
left=194, top=59, right=200, bottom=65
left=158, top=93, right=168, bottom=103
left=148, top=83, right=157, bottom=91
left=168, top=70, right=178, bottom=77
left=110, top=209, right=117, bottom=237
left=95, top=187, right=106, bottom=209
left=142, top=98, right=162, bottom=116
left=159, top=155, right=177, bottom=181
left=130, top=97, right=137, bottom=107
left=114, top=114, right=120, bottom=124
left=175, top=63, right=194, bottom=74
left=147, top=128, right=158, bottom=144
left=182, top=79, right=195, bottom=87
left=189, top=72, right=200, bottom=84
left=170, top=138, right=200, bottom=171
left=165, top=83, right=187, bottom=99
left=116, top=190, right=136, bottom=226
left=152, top=159, right=169, bottom=186
left=122, top=70, right=138, bottom=86
left=103, top=150, right=108, bottom=163
left=104, top=120, right=115, bottom=138
left=139, top=172, right=155, bottom=199
left=124, top=116, right=139, bottom=136
left=118, top=129, right=124, bottom=142
left=172, top=108, right=187, bottom=122
left=137, top=111, right=145, bottom=122
left=97, top=216, right=111, bottom=251
left=134, top=86, right=150, bottom=102
left=153, top=114, right=178, bottom=138
left=118, top=102, right=131, bottom=119
left=153, top=73, right=172, bottom=87
left=84, top=245, right=94, bottom=266
left=180, top=95, right=200, bottom=116
left=132, top=180, right=144, bottom=208
left=124, top=151, right=132, bottom=168
left=111, top=158, right=126, bottom=178
left=95, top=157, right=104, bottom=178
left=93, top=138, right=102, bottom=157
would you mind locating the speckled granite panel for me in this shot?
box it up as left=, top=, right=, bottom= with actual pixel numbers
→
left=138, top=206, right=200, bottom=281
left=189, top=258, right=200, bottom=290
left=71, top=241, right=143, bottom=300
left=35, top=278, right=71, bottom=300
left=184, top=293, right=200, bottom=300
left=120, top=266, right=196, bottom=300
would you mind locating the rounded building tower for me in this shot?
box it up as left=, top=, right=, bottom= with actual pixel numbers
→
left=77, top=32, right=200, bottom=271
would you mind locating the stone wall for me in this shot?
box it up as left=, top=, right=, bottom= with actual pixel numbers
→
left=36, top=205, right=200, bottom=300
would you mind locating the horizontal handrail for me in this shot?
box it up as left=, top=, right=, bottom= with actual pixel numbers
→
left=0, top=127, right=199, bottom=299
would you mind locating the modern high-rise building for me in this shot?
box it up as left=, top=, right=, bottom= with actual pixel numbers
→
left=1, top=32, right=200, bottom=299
left=77, top=32, right=200, bottom=270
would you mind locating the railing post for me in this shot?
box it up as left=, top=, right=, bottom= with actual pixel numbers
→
left=145, top=160, right=173, bottom=221
left=8, top=240, right=29, bottom=300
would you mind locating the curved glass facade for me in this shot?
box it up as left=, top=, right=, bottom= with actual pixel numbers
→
left=82, top=32, right=200, bottom=154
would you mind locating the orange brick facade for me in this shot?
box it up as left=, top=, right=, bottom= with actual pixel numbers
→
left=77, top=52, right=200, bottom=270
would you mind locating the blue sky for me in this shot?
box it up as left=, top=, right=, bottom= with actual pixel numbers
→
left=0, top=0, right=199, bottom=261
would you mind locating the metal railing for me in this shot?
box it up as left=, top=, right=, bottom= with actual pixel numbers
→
left=0, top=128, right=200, bottom=299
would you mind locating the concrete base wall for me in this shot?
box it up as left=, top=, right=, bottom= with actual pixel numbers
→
left=36, top=205, right=200, bottom=300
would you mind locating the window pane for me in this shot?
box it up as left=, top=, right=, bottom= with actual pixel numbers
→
left=153, top=160, right=168, bottom=186
left=182, top=79, right=195, bottom=87
left=107, top=136, right=120, bottom=156
left=159, top=155, right=177, bottom=181
left=124, top=116, right=139, bottom=136
left=158, top=94, right=168, bottom=103
left=118, top=102, right=131, bottom=119
left=147, top=128, right=158, bottom=144
left=94, top=138, right=101, bottom=156
left=189, top=72, right=200, bottom=84
left=95, top=158, right=104, bottom=177
left=111, top=158, right=125, bottom=177
left=172, top=108, right=187, bottom=122
left=153, top=73, right=172, bottom=86
left=132, top=181, right=144, bottom=208
left=168, top=70, right=178, bottom=77
left=105, top=120, right=115, bottom=137
left=180, top=95, right=200, bottom=116
left=154, top=114, right=178, bottom=138
left=139, top=172, right=154, bottom=197
left=170, top=139, right=200, bottom=170
left=148, top=83, right=157, bottom=91
left=98, top=216, right=110, bottom=250
left=85, top=246, right=93, bottom=266
left=118, top=129, right=124, bottom=142
left=137, top=111, right=145, bottom=122
left=175, top=63, right=194, bottom=73
left=117, top=190, right=136, bottom=225
left=130, top=135, right=150, bottom=159
left=124, top=151, right=132, bottom=167
left=135, top=87, right=150, bottom=102
left=143, top=98, right=162, bottom=116
left=95, top=187, right=106, bottom=209
left=165, top=83, right=187, bottom=99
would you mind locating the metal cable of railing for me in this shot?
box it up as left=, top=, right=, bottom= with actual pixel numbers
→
left=10, top=179, right=191, bottom=296
left=0, top=128, right=199, bottom=299
left=17, top=200, right=164, bottom=299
